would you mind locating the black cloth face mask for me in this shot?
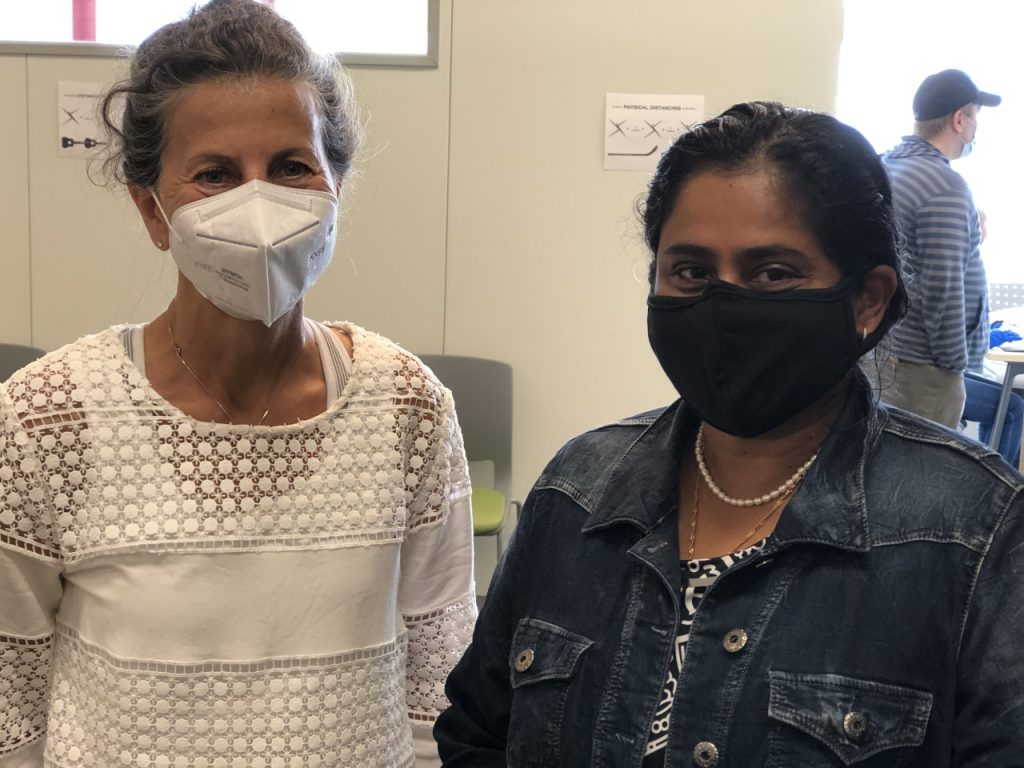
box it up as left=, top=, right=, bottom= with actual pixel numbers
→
left=647, top=278, right=869, bottom=437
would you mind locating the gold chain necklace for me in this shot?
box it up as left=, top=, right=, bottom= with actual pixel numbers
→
left=687, top=477, right=796, bottom=560
left=167, top=319, right=306, bottom=426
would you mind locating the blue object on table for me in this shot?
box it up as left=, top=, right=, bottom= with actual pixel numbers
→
left=990, top=320, right=1022, bottom=349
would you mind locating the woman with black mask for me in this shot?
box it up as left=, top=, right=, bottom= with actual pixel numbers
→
left=434, top=101, right=1024, bottom=766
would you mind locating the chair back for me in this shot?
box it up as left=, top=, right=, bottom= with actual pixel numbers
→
left=0, top=343, right=45, bottom=382
left=417, top=354, right=514, bottom=500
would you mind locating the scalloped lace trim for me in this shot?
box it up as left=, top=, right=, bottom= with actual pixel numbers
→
left=404, top=594, right=477, bottom=722
left=0, top=633, right=51, bottom=757
left=42, top=625, right=416, bottom=767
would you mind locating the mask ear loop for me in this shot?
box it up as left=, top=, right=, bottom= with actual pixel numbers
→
left=150, top=190, right=175, bottom=250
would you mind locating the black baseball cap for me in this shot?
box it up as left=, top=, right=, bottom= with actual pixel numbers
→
left=913, top=69, right=1001, bottom=121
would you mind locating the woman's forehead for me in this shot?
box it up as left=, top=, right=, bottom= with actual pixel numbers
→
left=159, top=78, right=325, bottom=166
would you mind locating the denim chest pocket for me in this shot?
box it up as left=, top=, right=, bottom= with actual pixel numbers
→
left=506, top=618, right=593, bottom=767
left=767, top=671, right=932, bottom=767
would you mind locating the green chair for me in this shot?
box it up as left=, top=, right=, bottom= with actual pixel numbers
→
left=417, top=354, right=519, bottom=557
left=0, top=343, right=45, bottom=382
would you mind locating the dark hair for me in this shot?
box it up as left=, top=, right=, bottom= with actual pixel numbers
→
left=641, top=101, right=908, bottom=337
left=99, top=0, right=361, bottom=188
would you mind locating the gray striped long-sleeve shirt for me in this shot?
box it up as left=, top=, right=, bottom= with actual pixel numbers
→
left=882, top=135, right=987, bottom=373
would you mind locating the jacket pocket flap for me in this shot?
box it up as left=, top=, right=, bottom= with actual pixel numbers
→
left=768, top=670, right=932, bottom=765
left=509, top=618, right=592, bottom=689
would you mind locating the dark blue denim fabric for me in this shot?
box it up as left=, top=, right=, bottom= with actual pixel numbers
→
left=963, top=371, right=1023, bottom=466
left=435, top=377, right=1024, bottom=767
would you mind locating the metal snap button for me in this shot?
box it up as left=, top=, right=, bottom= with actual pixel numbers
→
left=722, top=628, right=748, bottom=653
left=692, top=741, right=719, bottom=767
left=843, top=711, right=868, bottom=742
left=514, top=648, right=535, bottom=672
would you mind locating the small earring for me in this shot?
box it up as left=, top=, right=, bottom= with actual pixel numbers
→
left=155, top=241, right=164, bottom=250
left=862, top=327, right=869, bottom=341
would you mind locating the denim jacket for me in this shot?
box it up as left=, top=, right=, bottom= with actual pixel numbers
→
left=435, top=377, right=1024, bottom=767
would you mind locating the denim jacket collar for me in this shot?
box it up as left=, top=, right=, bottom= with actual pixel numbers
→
left=580, top=374, right=883, bottom=554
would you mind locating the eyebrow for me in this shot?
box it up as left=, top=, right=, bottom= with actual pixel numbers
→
left=660, top=243, right=814, bottom=261
left=185, top=147, right=318, bottom=167
left=184, top=152, right=237, bottom=168
left=268, top=147, right=318, bottom=163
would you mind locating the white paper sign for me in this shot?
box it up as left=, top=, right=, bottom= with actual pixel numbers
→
left=604, top=93, right=704, bottom=171
left=58, top=81, right=108, bottom=159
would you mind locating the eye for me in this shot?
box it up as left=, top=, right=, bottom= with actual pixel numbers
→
left=750, top=264, right=799, bottom=288
left=675, top=264, right=712, bottom=282
left=193, top=167, right=230, bottom=187
left=278, top=160, right=313, bottom=179
left=657, top=258, right=714, bottom=296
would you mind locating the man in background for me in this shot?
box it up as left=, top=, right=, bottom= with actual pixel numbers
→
left=880, top=69, right=1000, bottom=427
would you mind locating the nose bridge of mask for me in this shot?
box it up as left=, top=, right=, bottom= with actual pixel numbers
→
left=192, top=187, right=322, bottom=250
left=711, top=288, right=815, bottom=401
left=709, top=292, right=751, bottom=398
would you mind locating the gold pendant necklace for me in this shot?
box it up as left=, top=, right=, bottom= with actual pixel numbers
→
left=167, top=318, right=306, bottom=425
left=687, top=478, right=796, bottom=561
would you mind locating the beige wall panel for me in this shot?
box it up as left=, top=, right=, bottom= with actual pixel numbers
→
left=305, top=1, right=451, bottom=353
left=27, top=56, right=175, bottom=353
left=444, top=0, right=844, bottom=501
left=0, top=56, right=33, bottom=346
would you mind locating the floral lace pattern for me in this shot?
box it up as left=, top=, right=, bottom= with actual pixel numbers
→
left=0, top=325, right=467, bottom=565
left=45, top=625, right=415, bottom=768
left=0, top=634, right=51, bottom=756
left=404, top=595, right=477, bottom=722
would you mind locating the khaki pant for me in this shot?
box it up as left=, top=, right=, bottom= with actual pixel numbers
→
left=866, top=356, right=965, bottom=428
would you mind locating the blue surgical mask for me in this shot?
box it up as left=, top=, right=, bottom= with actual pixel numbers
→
left=959, top=114, right=977, bottom=158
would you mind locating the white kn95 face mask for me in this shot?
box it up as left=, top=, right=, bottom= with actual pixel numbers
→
left=155, top=180, right=339, bottom=326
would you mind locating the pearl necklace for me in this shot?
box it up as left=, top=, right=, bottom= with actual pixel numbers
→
left=694, top=422, right=818, bottom=507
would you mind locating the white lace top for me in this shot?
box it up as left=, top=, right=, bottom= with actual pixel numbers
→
left=0, top=322, right=476, bottom=768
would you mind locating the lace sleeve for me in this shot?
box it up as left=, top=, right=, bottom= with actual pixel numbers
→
left=398, top=386, right=477, bottom=765
left=0, top=384, right=60, bottom=561
left=404, top=591, right=477, bottom=723
left=1, top=385, right=64, bottom=760
left=0, top=633, right=51, bottom=759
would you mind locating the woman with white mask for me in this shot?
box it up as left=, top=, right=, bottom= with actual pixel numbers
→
left=0, top=1, right=475, bottom=766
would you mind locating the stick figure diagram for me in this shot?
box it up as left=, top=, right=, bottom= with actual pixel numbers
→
left=61, top=137, right=106, bottom=149
left=606, top=118, right=700, bottom=155
left=604, top=93, right=705, bottom=170
left=58, top=81, right=107, bottom=158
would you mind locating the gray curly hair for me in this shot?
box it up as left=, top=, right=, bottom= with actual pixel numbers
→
left=99, top=0, right=361, bottom=188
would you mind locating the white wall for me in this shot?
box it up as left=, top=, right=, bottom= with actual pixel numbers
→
left=1, top=0, right=843, bottom=582
left=0, top=57, right=32, bottom=344
left=306, top=7, right=453, bottom=354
